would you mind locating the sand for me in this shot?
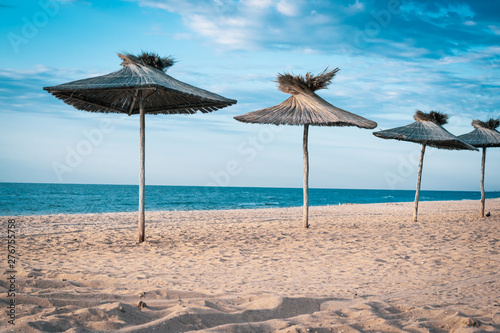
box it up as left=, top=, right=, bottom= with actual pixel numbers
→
left=1, top=199, right=500, bottom=332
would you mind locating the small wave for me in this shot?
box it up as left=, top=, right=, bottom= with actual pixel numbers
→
left=239, top=203, right=258, bottom=207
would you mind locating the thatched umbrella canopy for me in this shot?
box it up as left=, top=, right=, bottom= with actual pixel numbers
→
left=44, top=52, right=237, bottom=242
left=234, top=68, right=377, bottom=228
left=458, top=118, right=500, bottom=217
left=374, top=111, right=478, bottom=222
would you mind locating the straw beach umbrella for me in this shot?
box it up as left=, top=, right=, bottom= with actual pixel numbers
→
left=234, top=68, right=377, bottom=228
left=373, top=111, right=478, bottom=222
left=458, top=118, right=500, bottom=217
left=44, top=52, right=237, bottom=242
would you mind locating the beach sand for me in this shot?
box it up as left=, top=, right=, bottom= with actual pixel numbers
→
left=1, top=199, right=500, bottom=332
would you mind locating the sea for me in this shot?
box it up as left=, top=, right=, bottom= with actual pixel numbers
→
left=1, top=182, right=499, bottom=216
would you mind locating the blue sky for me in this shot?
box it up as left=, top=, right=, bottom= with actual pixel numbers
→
left=1, top=0, right=499, bottom=191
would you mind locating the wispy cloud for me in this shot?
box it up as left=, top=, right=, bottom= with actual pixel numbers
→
left=0, top=66, right=106, bottom=116
left=134, top=0, right=500, bottom=61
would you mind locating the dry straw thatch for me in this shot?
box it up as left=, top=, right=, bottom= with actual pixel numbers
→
left=458, top=118, right=500, bottom=217
left=373, top=110, right=477, bottom=222
left=373, top=110, right=476, bottom=150
left=234, top=68, right=377, bottom=228
left=44, top=52, right=236, bottom=116
left=458, top=118, right=500, bottom=148
left=235, top=69, right=377, bottom=128
left=44, top=52, right=237, bottom=242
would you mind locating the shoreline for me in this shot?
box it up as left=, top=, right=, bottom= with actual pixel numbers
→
left=2, top=199, right=499, bottom=332
left=4, top=197, right=500, bottom=219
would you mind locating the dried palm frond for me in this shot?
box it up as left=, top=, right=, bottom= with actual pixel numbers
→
left=119, top=52, right=176, bottom=72
left=472, top=118, right=500, bottom=130
left=414, top=110, right=448, bottom=125
left=277, top=68, right=340, bottom=95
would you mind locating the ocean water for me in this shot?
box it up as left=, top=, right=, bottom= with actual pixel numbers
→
left=1, top=183, right=499, bottom=216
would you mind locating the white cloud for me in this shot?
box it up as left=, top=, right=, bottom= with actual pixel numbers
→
left=243, top=0, right=274, bottom=10
left=489, top=25, right=500, bottom=35
left=187, top=14, right=218, bottom=36
left=132, top=0, right=497, bottom=61
left=437, top=46, right=500, bottom=66
left=185, top=13, right=259, bottom=49
left=300, top=48, right=317, bottom=54
left=133, top=0, right=320, bottom=51
left=276, top=0, right=301, bottom=16
left=346, top=0, right=365, bottom=13
left=137, top=0, right=185, bottom=12
left=400, top=2, right=475, bottom=28
left=307, top=12, right=332, bottom=25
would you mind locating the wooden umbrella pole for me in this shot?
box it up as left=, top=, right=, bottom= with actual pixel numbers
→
left=303, top=124, right=309, bottom=229
left=413, top=143, right=426, bottom=222
left=480, top=146, right=486, bottom=217
left=138, top=92, right=146, bottom=243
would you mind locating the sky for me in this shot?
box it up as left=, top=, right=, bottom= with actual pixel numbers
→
left=0, top=0, right=499, bottom=191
